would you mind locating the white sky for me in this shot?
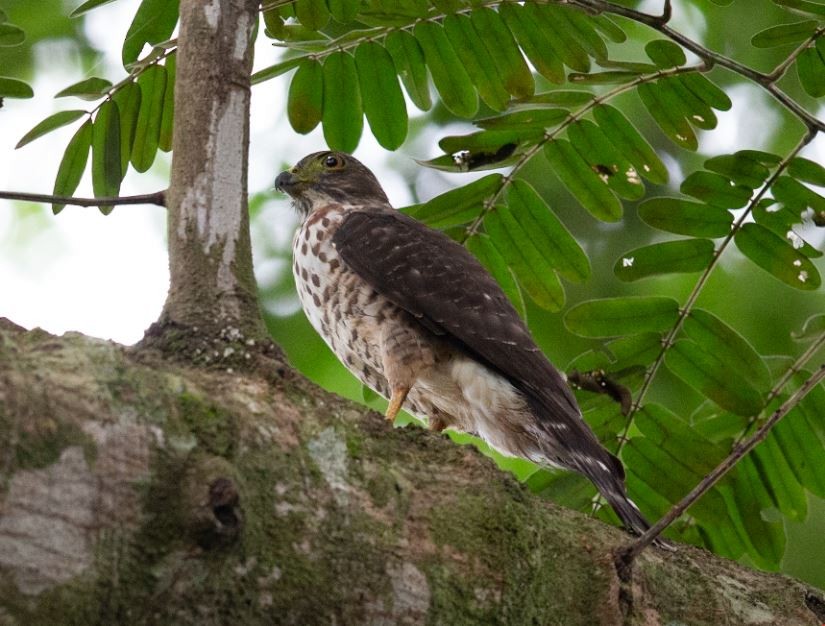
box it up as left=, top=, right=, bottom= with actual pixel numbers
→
left=0, top=2, right=822, bottom=345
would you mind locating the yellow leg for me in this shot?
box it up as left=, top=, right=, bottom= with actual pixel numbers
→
left=385, top=386, right=410, bottom=422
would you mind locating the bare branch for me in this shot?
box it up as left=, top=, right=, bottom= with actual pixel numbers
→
left=0, top=190, right=166, bottom=208
left=619, top=363, right=825, bottom=563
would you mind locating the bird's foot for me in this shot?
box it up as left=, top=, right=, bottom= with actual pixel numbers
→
left=385, top=386, right=410, bottom=423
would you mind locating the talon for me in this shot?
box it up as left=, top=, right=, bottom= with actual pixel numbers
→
left=385, top=386, right=410, bottom=422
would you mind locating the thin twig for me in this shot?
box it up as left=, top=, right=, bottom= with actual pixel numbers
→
left=767, top=27, right=825, bottom=84
left=0, top=190, right=166, bottom=208
left=618, top=363, right=825, bottom=561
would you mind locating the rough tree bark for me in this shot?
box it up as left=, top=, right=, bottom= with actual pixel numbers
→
left=0, top=319, right=823, bottom=625
left=1, top=0, right=824, bottom=624
left=150, top=0, right=267, bottom=349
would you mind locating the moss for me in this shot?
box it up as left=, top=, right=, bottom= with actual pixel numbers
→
left=13, top=417, right=97, bottom=471
left=176, top=392, right=237, bottom=458
left=427, top=492, right=613, bottom=626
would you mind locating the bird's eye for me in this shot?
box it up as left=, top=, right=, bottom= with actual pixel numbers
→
left=323, top=154, right=343, bottom=169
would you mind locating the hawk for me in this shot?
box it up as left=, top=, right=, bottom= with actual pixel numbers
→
left=276, top=151, right=651, bottom=536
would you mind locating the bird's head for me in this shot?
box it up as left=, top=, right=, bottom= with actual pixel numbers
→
left=275, top=151, right=390, bottom=216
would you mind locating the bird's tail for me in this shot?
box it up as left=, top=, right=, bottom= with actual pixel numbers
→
left=571, top=452, right=651, bottom=536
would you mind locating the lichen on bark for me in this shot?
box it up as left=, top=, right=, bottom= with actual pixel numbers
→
left=0, top=319, right=821, bottom=625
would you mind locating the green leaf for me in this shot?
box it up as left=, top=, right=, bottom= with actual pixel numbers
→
left=384, top=30, right=431, bottom=111
left=774, top=405, right=825, bottom=498
left=666, top=340, right=764, bottom=415
left=624, top=438, right=700, bottom=503
left=558, top=6, right=609, bottom=62
left=567, top=119, right=645, bottom=201
left=92, top=100, right=122, bottom=214
left=679, top=72, right=732, bottom=111
left=55, top=77, right=112, bottom=100
left=789, top=156, right=825, bottom=186
left=705, top=152, right=772, bottom=189
left=738, top=150, right=783, bottom=166
left=131, top=64, right=166, bottom=173
left=752, top=201, right=822, bottom=259
left=681, top=171, right=752, bottom=208
left=506, top=179, right=590, bottom=283
left=404, top=174, right=502, bottom=229
left=158, top=53, right=175, bottom=152
left=251, top=58, right=303, bottom=85
left=645, top=40, right=686, bottom=68
left=413, top=21, right=477, bottom=118
left=517, top=91, right=594, bottom=107
left=638, top=81, right=697, bottom=151
left=771, top=175, right=825, bottom=211
left=322, top=52, right=362, bottom=152
left=668, top=75, right=718, bottom=130
left=295, top=0, right=329, bottom=30
left=484, top=206, right=565, bottom=310
left=288, top=59, right=324, bottom=134
left=543, top=138, right=623, bottom=222
left=635, top=405, right=726, bottom=477
left=734, top=222, right=821, bottom=290
left=751, top=20, right=818, bottom=47
left=469, top=8, right=534, bottom=98
left=684, top=309, right=772, bottom=391
left=532, top=4, right=591, bottom=73
left=52, top=120, right=93, bottom=214
left=443, top=14, right=510, bottom=112
left=593, top=105, right=668, bottom=185
left=0, top=23, right=25, bottom=46
left=499, top=3, right=565, bottom=84
left=591, top=15, right=626, bottom=43
left=772, top=0, right=825, bottom=18
left=614, top=239, right=714, bottom=282
left=466, top=234, right=526, bottom=319
left=564, top=296, right=680, bottom=338
left=792, top=313, right=825, bottom=341
left=70, top=0, right=121, bottom=18
left=729, top=457, right=786, bottom=568
left=797, top=44, right=825, bottom=98
left=122, top=0, right=179, bottom=67
left=754, top=434, right=807, bottom=521
left=477, top=108, right=569, bottom=131
left=327, top=0, right=359, bottom=23
left=438, top=129, right=541, bottom=156
left=355, top=43, right=407, bottom=150
left=112, top=81, right=141, bottom=176
left=16, top=110, right=87, bottom=149
left=638, top=197, right=733, bottom=237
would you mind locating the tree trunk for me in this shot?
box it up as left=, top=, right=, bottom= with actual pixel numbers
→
left=0, top=319, right=822, bottom=625
left=154, top=0, right=265, bottom=348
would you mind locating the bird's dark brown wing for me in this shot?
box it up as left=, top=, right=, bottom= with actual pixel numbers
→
left=332, top=209, right=581, bottom=429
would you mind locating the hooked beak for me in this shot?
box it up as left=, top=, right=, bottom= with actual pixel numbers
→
left=274, top=170, right=300, bottom=195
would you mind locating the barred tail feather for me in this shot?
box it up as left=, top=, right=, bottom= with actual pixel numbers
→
left=571, top=453, right=651, bottom=536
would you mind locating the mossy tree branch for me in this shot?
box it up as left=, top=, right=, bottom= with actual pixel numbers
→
left=0, top=320, right=822, bottom=625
